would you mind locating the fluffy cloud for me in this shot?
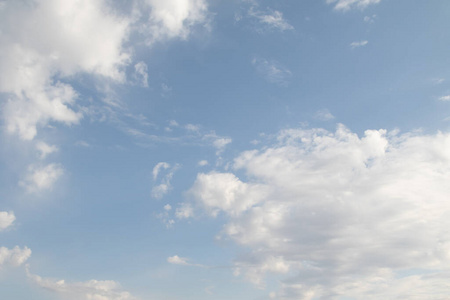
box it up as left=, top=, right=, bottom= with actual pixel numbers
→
left=327, top=0, right=381, bottom=11
left=0, top=0, right=131, bottom=140
left=141, top=0, right=209, bottom=43
left=27, top=269, right=135, bottom=300
left=20, top=163, right=64, bottom=193
left=0, top=246, right=31, bottom=267
left=0, top=211, right=16, bottom=231
left=0, top=0, right=212, bottom=141
left=188, top=124, right=450, bottom=299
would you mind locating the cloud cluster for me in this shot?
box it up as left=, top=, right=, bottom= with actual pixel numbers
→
left=0, top=0, right=130, bottom=140
left=0, top=0, right=211, bottom=141
left=27, top=269, right=136, bottom=300
left=187, top=124, right=450, bottom=299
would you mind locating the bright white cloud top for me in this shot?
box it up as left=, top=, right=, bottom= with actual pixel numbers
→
left=1, top=0, right=450, bottom=299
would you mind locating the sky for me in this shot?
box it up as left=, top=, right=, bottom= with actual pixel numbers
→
left=1, top=0, right=450, bottom=299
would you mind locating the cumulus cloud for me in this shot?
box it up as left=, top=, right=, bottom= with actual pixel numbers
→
left=20, top=163, right=64, bottom=193
left=327, top=0, right=381, bottom=11
left=0, top=0, right=212, bottom=141
left=0, top=0, right=131, bottom=140
left=0, top=211, right=16, bottom=231
left=27, top=268, right=135, bottom=300
left=438, top=95, right=450, bottom=101
left=0, top=246, right=31, bottom=267
left=252, top=57, right=292, bottom=86
left=350, top=40, right=368, bottom=48
left=188, top=124, right=450, bottom=299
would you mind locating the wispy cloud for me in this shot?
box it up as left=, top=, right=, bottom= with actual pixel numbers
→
left=27, top=267, right=135, bottom=300
left=350, top=40, right=368, bottom=49
left=252, top=57, right=292, bottom=86
left=314, top=109, right=335, bottom=121
left=249, top=8, right=294, bottom=31
left=328, top=0, right=382, bottom=11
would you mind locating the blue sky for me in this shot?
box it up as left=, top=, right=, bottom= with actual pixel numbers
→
left=1, top=0, right=450, bottom=299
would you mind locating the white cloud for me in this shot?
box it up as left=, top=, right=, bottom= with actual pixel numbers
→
left=438, top=95, right=450, bottom=101
left=252, top=57, right=292, bottom=86
left=153, top=162, right=170, bottom=180
left=188, top=124, right=450, bottom=299
left=134, top=61, right=149, bottom=87
left=364, top=14, right=377, bottom=23
left=0, top=0, right=212, bottom=141
left=188, top=172, right=267, bottom=217
left=36, top=141, right=59, bottom=159
left=0, top=0, right=131, bottom=140
left=313, top=109, right=335, bottom=121
left=141, top=0, right=210, bottom=43
left=27, top=268, right=135, bottom=300
left=248, top=8, right=293, bottom=31
left=327, top=0, right=381, bottom=11
left=151, top=162, right=179, bottom=199
left=0, top=246, right=31, bottom=267
left=198, top=160, right=209, bottom=166
left=350, top=40, right=368, bottom=48
left=0, top=211, right=15, bottom=231
left=20, top=163, right=64, bottom=193
left=213, top=137, right=232, bottom=155
left=175, top=202, right=194, bottom=219
left=167, top=255, right=189, bottom=265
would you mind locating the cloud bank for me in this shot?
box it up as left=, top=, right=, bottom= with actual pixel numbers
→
left=187, top=124, right=450, bottom=299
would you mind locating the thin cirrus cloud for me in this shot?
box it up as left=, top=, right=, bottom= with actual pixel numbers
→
left=185, top=124, right=450, bottom=299
left=439, top=95, right=450, bottom=101
left=248, top=7, right=294, bottom=32
left=350, top=40, right=368, bottom=48
left=252, top=57, right=292, bottom=86
left=27, top=267, right=136, bottom=300
left=327, top=0, right=381, bottom=11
